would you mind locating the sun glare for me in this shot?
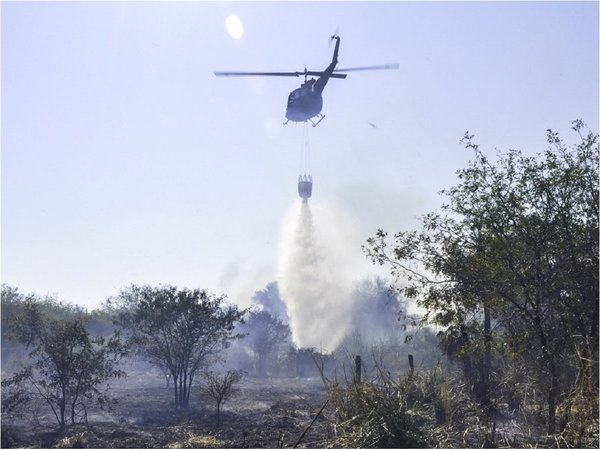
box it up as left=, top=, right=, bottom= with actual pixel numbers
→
left=225, top=15, right=244, bottom=40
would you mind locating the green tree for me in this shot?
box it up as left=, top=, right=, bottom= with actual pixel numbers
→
left=365, top=121, right=598, bottom=433
left=349, top=277, right=404, bottom=339
left=240, top=310, right=290, bottom=376
left=7, top=297, right=126, bottom=428
left=112, top=285, right=245, bottom=409
left=2, top=285, right=89, bottom=372
left=251, top=282, right=288, bottom=323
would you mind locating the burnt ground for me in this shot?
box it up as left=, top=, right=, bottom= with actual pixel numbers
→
left=1, top=375, right=336, bottom=449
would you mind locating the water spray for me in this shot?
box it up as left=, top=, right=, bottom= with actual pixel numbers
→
left=279, top=203, right=347, bottom=351
left=278, top=124, right=361, bottom=352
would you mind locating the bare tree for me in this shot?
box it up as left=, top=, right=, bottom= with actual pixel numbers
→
left=202, top=370, right=243, bottom=427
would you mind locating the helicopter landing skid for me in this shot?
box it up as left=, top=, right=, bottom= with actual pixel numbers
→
left=310, top=114, right=326, bottom=128
left=283, top=119, right=290, bottom=125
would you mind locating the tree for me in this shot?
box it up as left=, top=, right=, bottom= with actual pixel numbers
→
left=1, top=369, right=31, bottom=418
left=251, top=282, right=288, bottom=323
left=349, top=277, right=404, bottom=340
left=112, top=285, right=245, bottom=409
left=7, top=297, right=126, bottom=428
left=240, top=310, right=290, bottom=376
left=202, top=369, right=243, bottom=427
left=365, top=121, right=598, bottom=433
left=2, top=284, right=89, bottom=372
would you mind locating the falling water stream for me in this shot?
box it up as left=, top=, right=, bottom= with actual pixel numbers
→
left=278, top=202, right=354, bottom=353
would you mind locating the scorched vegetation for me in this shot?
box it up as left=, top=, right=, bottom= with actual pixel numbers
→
left=1, top=122, right=597, bottom=449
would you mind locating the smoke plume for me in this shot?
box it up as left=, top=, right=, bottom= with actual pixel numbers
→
left=277, top=202, right=355, bottom=352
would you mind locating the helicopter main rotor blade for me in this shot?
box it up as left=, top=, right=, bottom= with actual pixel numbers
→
left=304, top=71, right=347, bottom=79
left=334, top=63, right=399, bottom=73
left=214, top=70, right=347, bottom=79
left=214, top=71, right=301, bottom=77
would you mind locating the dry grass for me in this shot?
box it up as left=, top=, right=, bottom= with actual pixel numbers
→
left=54, top=431, right=94, bottom=448
left=555, top=342, right=599, bottom=448
left=168, top=434, right=229, bottom=448
left=322, top=359, right=501, bottom=448
left=323, top=350, right=600, bottom=449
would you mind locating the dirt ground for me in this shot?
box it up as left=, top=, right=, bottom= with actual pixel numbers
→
left=1, top=375, right=337, bottom=448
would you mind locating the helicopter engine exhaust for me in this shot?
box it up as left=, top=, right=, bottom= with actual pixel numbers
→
left=298, top=174, right=312, bottom=203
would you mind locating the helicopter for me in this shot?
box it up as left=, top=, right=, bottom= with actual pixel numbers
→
left=214, top=36, right=398, bottom=127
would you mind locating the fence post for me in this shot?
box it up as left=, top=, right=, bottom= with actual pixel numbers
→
left=354, top=355, right=362, bottom=385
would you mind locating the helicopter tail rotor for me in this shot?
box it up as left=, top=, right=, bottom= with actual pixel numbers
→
left=328, top=27, right=340, bottom=47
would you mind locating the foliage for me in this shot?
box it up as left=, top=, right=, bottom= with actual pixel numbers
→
left=240, top=310, right=290, bottom=376
left=202, top=369, right=244, bottom=427
left=333, top=276, right=444, bottom=377
left=2, top=284, right=90, bottom=372
left=5, top=295, right=126, bottom=428
left=111, top=284, right=245, bottom=409
left=348, top=277, right=405, bottom=340
left=1, top=368, right=31, bottom=416
left=324, top=356, right=492, bottom=448
left=324, top=352, right=567, bottom=448
left=327, top=380, right=432, bottom=447
left=364, top=121, right=599, bottom=435
left=250, top=281, right=288, bottom=323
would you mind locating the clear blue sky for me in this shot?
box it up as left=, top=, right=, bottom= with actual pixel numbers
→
left=2, top=1, right=598, bottom=309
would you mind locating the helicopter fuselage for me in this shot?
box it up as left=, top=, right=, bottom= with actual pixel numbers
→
left=284, top=36, right=340, bottom=124
left=285, top=82, right=323, bottom=122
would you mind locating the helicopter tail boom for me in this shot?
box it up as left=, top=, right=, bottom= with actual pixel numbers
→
left=313, top=36, right=341, bottom=94
left=331, top=36, right=340, bottom=66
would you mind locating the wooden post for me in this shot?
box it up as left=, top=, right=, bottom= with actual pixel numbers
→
left=354, top=355, right=362, bottom=385
left=408, top=354, right=414, bottom=374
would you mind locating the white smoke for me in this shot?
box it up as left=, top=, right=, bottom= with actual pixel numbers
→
left=277, top=201, right=362, bottom=353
